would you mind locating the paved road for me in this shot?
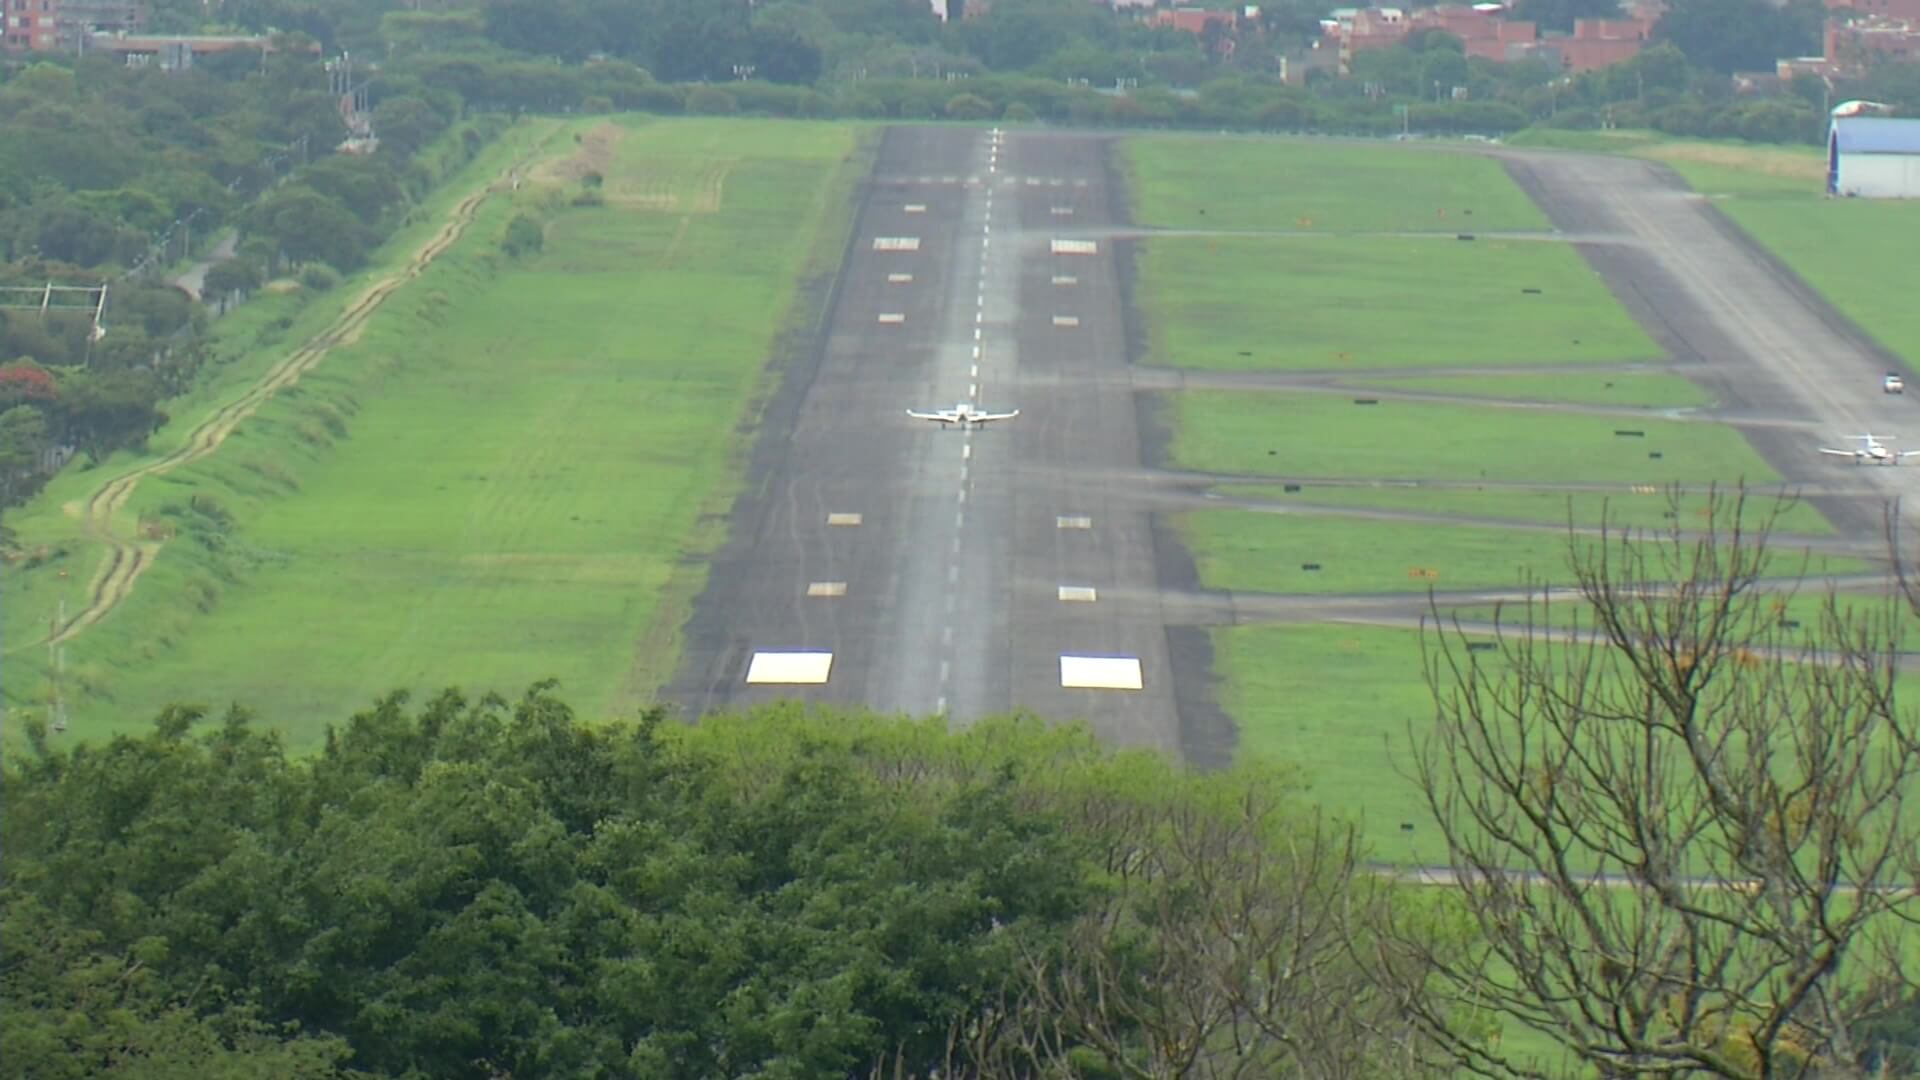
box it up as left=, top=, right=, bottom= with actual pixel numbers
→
left=669, top=127, right=1194, bottom=757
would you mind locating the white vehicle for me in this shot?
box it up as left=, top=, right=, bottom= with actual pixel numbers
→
left=1885, top=373, right=1905, bottom=394
left=1818, top=434, right=1920, bottom=465
left=907, top=403, right=1020, bottom=428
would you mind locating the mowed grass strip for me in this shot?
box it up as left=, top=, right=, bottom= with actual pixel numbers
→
left=1136, top=236, right=1656, bottom=370
left=1211, top=623, right=1452, bottom=861
left=1349, top=371, right=1712, bottom=408
left=1219, top=485, right=1835, bottom=536
left=1121, top=136, right=1550, bottom=232
left=1182, top=510, right=1595, bottom=594
left=1167, top=391, right=1783, bottom=486
left=21, top=118, right=861, bottom=747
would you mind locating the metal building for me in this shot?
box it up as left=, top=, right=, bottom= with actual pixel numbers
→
left=1827, top=116, right=1920, bottom=198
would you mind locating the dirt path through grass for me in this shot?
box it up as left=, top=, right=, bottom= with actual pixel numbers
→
left=46, top=128, right=560, bottom=648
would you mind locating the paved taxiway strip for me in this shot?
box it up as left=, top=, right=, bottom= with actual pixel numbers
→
left=1501, top=152, right=1920, bottom=537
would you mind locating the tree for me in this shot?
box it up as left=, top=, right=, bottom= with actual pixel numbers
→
left=0, top=894, right=357, bottom=1079
left=370, top=95, right=446, bottom=160
left=203, top=257, right=264, bottom=304
left=0, top=403, right=50, bottom=503
left=1005, top=777, right=1453, bottom=1078
left=1371, top=492, right=1920, bottom=1078
left=1654, top=0, right=1823, bottom=75
left=501, top=214, right=543, bottom=257
left=248, top=187, right=371, bottom=271
left=749, top=26, right=825, bottom=85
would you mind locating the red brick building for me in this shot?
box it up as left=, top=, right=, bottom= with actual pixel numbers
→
left=2, top=0, right=141, bottom=52
left=1147, top=6, right=1240, bottom=35
left=3, top=0, right=64, bottom=50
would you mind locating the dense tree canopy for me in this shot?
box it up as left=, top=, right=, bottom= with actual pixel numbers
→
left=1, top=689, right=1445, bottom=1078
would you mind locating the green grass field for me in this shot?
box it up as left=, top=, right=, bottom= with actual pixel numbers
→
left=1182, top=510, right=1597, bottom=594
left=1121, top=137, right=1552, bottom=232
left=1349, top=370, right=1712, bottom=408
left=1135, top=235, right=1657, bottom=370
left=1166, top=391, right=1782, bottom=486
left=1217, top=484, right=1835, bottom=535
left=1182, top=508, right=1862, bottom=596
left=1211, top=623, right=1454, bottom=860
left=2, top=117, right=865, bottom=748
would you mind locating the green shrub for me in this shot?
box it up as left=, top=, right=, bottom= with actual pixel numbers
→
left=502, top=213, right=544, bottom=257
left=686, top=86, right=738, bottom=115
left=298, top=263, right=340, bottom=291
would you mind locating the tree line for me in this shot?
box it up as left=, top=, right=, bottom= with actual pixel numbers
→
left=7, top=497, right=1920, bottom=1077
left=0, top=44, right=499, bottom=513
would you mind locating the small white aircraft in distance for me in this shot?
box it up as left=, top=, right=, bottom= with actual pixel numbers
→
left=1818, top=434, right=1920, bottom=465
left=907, top=402, right=1020, bottom=428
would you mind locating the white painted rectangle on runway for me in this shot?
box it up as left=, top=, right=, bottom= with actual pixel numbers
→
left=1051, top=239, right=1098, bottom=255
left=1057, top=515, right=1092, bottom=530
left=1050, top=206, right=1074, bottom=216
left=1052, top=316, right=1080, bottom=328
left=1058, top=586, right=1098, bottom=603
left=827, top=512, right=863, bottom=526
left=1053, top=275, right=1078, bottom=286
left=873, top=237, right=921, bottom=252
left=1060, top=655, right=1142, bottom=690
left=1026, top=177, right=1042, bottom=186
left=746, top=651, right=834, bottom=685
left=806, top=582, right=847, bottom=597
left=887, top=273, right=914, bottom=283
left=904, top=204, right=927, bottom=214
left=877, top=313, right=906, bottom=324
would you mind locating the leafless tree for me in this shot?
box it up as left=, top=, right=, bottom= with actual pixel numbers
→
left=1365, top=490, right=1920, bottom=1078
left=1002, top=776, right=1451, bottom=1079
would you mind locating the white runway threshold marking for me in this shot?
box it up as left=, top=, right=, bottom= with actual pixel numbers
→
left=827, top=512, right=863, bottom=526
left=1053, top=275, right=1078, bottom=286
left=806, top=582, right=847, bottom=597
left=1052, top=316, right=1080, bottom=328
left=1051, top=239, right=1098, bottom=255
left=1057, top=515, right=1092, bottom=529
left=887, top=272, right=914, bottom=284
left=878, top=313, right=906, bottom=324
left=1051, top=207, right=1074, bottom=216
left=905, top=203, right=927, bottom=213
left=1060, top=655, right=1143, bottom=690
left=1057, top=586, right=1098, bottom=603
left=746, top=651, right=834, bottom=685
left=873, top=237, right=921, bottom=252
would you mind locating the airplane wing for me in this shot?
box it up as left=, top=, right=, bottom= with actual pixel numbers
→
left=907, top=409, right=956, bottom=423
left=970, top=409, right=1020, bottom=424
left=1818, top=447, right=1861, bottom=457
left=1898, top=450, right=1920, bottom=459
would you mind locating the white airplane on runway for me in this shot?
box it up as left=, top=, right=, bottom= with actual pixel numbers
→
left=1818, top=434, right=1920, bottom=465
left=907, top=403, right=1020, bottom=428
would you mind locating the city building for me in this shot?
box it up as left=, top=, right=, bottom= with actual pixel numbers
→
left=2, top=0, right=141, bottom=53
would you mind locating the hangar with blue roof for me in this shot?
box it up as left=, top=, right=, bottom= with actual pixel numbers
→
left=1828, top=117, right=1920, bottom=198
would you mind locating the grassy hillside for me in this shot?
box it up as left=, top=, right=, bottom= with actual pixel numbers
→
left=2, top=117, right=867, bottom=749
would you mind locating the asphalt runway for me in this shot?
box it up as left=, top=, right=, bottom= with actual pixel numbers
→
left=668, top=128, right=1913, bottom=767
left=669, top=126, right=1195, bottom=756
